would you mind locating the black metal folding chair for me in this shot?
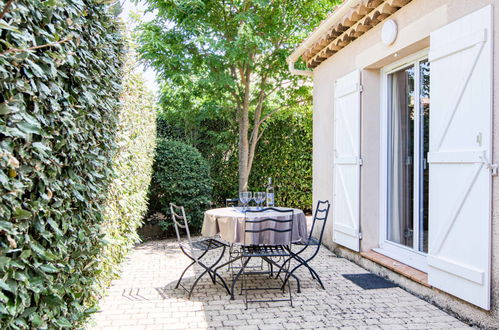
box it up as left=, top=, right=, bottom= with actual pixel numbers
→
left=278, top=200, right=331, bottom=290
left=170, top=203, right=230, bottom=299
left=230, top=208, right=297, bottom=308
left=225, top=198, right=239, bottom=207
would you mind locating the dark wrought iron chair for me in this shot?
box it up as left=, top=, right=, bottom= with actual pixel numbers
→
left=225, top=198, right=239, bottom=207
left=278, top=200, right=331, bottom=290
left=230, top=208, right=297, bottom=308
left=170, top=203, right=230, bottom=299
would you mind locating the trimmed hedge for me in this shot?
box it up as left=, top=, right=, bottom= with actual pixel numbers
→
left=0, top=1, right=155, bottom=328
left=148, top=139, right=212, bottom=232
left=98, top=50, right=156, bottom=295
left=249, top=111, right=312, bottom=212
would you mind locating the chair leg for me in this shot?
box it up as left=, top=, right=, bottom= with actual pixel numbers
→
left=186, top=255, right=229, bottom=299
left=275, top=256, right=292, bottom=279
left=291, top=253, right=317, bottom=280
left=176, top=260, right=195, bottom=289
left=263, top=256, right=301, bottom=294
left=286, top=253, right=293, bottom=308
left=282, top=262, right=304, bottom=292
left=187, top=265, right=212, bottom=299
left=311, top=269, right=325, bottom=290
left=231, top=257, right=251, bottom=300
left=303, top=260, right=325, bottom=290
left=208, top=246, right=231, bottom=294
left=176, top=247, right=209, bottom=289
left=208, top=246, right=227, bottom=284
left=282, top=257, right=324, bottom=291
left=214, top=254, right=242, bottom=279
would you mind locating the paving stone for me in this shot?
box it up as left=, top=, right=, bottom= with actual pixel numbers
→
left=88, top=238, right=466, bottom=329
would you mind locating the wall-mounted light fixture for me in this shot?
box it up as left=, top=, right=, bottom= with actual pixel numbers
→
left=381, top=19, right=398, bottom=46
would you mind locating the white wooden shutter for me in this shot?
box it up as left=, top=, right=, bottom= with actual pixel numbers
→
left=427, top=5, right=492, bottom=310
left=333, top=70, right=361, bottom=252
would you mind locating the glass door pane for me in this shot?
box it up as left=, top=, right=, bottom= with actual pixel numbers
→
left=419, top=60, right=430, bottom=253
left=387, top=66, right=415, bottom=248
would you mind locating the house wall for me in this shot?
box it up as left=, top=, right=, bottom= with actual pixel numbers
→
left=312, top=0, right=499, bottom=326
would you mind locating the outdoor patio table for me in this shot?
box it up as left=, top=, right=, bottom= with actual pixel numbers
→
left=202, top=207, right=307, bottom=244
left=203, top=207, right=307, bottom=298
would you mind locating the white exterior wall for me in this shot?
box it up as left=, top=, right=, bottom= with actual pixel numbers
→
left=311, top=0, right=499, bottom=325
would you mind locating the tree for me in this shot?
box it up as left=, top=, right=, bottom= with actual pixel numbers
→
left=137, top=0, right=339, bottom=191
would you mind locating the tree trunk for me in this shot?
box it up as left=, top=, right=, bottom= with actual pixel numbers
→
left=238, top=129, right=249, bottom=191
left=238, top=66, right=251, bottom=192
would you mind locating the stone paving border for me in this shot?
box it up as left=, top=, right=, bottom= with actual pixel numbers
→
left=89, top=239, right=469, bottom=329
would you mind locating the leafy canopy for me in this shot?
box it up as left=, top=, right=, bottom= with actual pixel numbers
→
left=138, top=0, right=337, bottom=113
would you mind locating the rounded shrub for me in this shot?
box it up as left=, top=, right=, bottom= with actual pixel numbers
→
left=149, top=139, right=212, bottom=232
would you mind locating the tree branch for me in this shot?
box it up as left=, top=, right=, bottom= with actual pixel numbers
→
left=248, top=75, right=267, bottom=144
left=0, top=37, right=72, bottom=56
left=257, top=98, right=310, bottom=127
left=0, top=0, right=14, bottom=21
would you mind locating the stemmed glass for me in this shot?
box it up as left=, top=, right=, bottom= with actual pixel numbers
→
left=253, top=192, right=266, bottom=210
left=239, top=191, right=252, bottom=211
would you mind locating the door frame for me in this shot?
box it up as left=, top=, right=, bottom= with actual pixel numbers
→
left=377, top=49, right=429, bottom=273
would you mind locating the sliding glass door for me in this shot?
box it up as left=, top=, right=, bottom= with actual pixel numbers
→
left=384, top=55, right=430, bottom=265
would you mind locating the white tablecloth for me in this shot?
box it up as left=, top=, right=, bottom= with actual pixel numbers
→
left=202, top=207, right=307, bottom=245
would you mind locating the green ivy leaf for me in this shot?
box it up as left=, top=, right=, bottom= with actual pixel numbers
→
left=0, top=279, right=17, bottom=293
left=30, top=242, right=55, bottom=261
left=38, top=264, right=58, bottom=273
left=13, top=207, right=32, bottom=220
left=54, top=317, right=72, bottom=328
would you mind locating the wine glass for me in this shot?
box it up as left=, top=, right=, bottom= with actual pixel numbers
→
left=239, top=191, right=252, bottom=211
left=254, top=192, right=265, bottom=210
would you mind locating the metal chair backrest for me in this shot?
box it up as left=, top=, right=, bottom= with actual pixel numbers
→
left=225, top=198, right=239, bottom=207
left=244, top=208, right=294, bottom=246
left=308, top=200, right=331, bottom=245
left=170, top=203, right=194, bottom=254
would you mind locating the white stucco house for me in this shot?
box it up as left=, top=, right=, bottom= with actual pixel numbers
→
left=288, top=0, right=499, bottom=327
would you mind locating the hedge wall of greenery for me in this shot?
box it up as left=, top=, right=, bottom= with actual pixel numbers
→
left=249, top=111, right=312, bottom=212
left=0, top=1, right=155, bottom=328
left=97, top=51, right=156, bottom=297
left=148, top=139, right=212, bottom=233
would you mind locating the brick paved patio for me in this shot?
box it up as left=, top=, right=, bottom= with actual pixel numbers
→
left=89, top=239, right=469, bottom=330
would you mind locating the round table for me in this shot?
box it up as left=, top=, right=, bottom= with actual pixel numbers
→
left=202, top=207, right=307, bottom=245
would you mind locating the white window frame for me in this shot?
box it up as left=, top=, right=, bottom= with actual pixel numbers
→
left=377, top=49, right=429, bottom=273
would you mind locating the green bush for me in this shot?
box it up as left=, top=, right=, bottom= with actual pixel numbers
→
left=149, top=139, right=212, bottom=232
left=0, top=1, right=154, bottom=328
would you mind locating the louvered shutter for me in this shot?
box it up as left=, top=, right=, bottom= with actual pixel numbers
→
left=333, top=70, right=361, bottom=252
left=427, top=5, right=492, bottom=310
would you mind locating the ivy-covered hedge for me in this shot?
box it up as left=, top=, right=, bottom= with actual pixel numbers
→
left=97, top=51, right=156, bottom=295
left=0, top=1, right=155, bottom=328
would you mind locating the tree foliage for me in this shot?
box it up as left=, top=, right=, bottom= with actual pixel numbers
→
left=0, top=1, right=155, bottom=328
left=157, top=105, right=312, bottom=212
left=137, top=0, right=339, bottom=191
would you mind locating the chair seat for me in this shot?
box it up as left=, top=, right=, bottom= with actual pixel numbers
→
left=184, top=238, right=227, bottom=251
left=293, top=237, right=320, bottom=246
left=242, top=245, right=290, bottom=257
